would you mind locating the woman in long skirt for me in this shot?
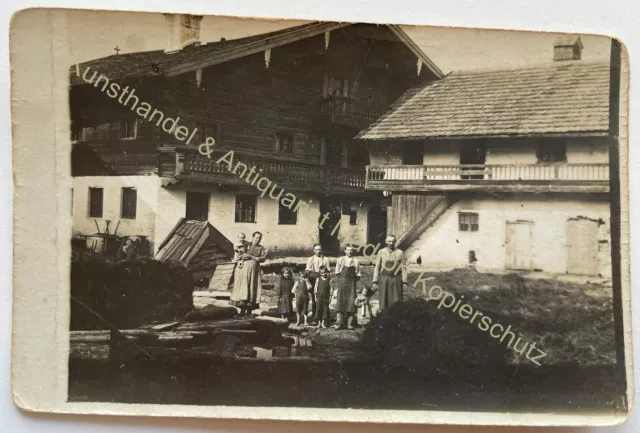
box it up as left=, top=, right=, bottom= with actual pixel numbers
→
left=230, top=232, right=268, bottom=314
left=333, top=244, right=361, bottom=329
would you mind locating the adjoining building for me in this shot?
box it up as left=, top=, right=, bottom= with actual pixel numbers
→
left=70, top=16, right=443, bottom=257
left=357, top=37, right=613, bottom=277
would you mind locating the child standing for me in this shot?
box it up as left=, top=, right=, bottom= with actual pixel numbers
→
left=292, top=274, right=311, bottom=327
left=314, top=266, right=333, bottom=329
left=276, top=267, right=294, bottom=319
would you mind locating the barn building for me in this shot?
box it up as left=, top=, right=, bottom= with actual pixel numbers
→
left=357, top=37, right=614, bottom=277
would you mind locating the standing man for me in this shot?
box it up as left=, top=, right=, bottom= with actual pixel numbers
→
left=305, top=243, right=331, bottom=318
left=372, top=234, right=408, bottom=311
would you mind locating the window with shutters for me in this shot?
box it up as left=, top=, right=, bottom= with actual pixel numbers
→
left=458, top=212, right=479, bottom=232
left=121, top=187, right=137, bottom=219
left=235, top=195, right=257, bottom=223
left=88, top=187, right=103, bottom=218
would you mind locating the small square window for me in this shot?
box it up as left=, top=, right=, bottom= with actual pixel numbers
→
left=278, top=200, right=298, bottom=225
left=235, top=195, right=257, bottom=223
left=121, top=187, right=137, bottom=219
left=459, top=213, right=479, bottom=232
left=275, top=132, right=294, bottom=154
left=120, top=120, right=137, bottom=139
left=194, top=121, right=220, bottom=145
left=88, top=187, right=103, bottom=218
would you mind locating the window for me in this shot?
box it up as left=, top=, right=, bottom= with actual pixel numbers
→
left=275, top=132, right=294, bottom=154
left=342, top=200, right=358, bottom=225
left=324, top=75, right=349, bottom=98
left=278, top=201, right=298, bottom=225
left=235, top=195, right=257, bottom=223
left=121, top=187, right=137, bottom=219
left=120, top=120, right=137, bottom=139
left=185, top=192, right=209, bottom=221
left=194, top=121, right=220, bottom=145
left=88, top=187, right=103, bottom=218
left=458, top=213, right=479, bottom=232
left=536, top=142, right=566, bottom=163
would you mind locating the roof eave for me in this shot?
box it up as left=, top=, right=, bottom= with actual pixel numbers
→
left=164, top=21, right=350, bottom=77
left=386, top=24, right=444, bottom=79
left=357, top=130, right=611, bottom=141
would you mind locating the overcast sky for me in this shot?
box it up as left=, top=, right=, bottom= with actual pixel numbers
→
left=65, top=9, right=611, bottom=73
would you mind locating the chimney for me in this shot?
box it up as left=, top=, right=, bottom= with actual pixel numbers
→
left=553, top=36, right=583, bottom=61
left=164, top=14, right=204, bottom=53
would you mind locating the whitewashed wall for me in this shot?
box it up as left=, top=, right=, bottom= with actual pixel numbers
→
left=405, top=194, right=611, bottom=277
left=155, top=186, right=371, bottom=257
left=71, top=176, right=160, bottom=248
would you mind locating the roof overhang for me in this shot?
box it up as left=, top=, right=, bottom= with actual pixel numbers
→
left=387, top=25, right=444, bottom=79
left=165, top=22, right=349, bottom=77
left=358, top=131, right=610, bottom=141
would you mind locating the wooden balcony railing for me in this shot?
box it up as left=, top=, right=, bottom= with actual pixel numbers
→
left=319, top=97, right=387, bottom=127
left=366, top=163, right=610, bottom=193
left=165, top=147, right=366, bottom=192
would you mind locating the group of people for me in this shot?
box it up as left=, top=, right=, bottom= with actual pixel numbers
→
left=228, top=231, right=408, bottom=330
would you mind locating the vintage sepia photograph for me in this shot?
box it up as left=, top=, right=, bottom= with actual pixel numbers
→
left=10, top=6, right=631, bottom=424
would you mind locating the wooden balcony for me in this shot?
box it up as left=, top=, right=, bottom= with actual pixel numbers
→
left=366, top=163, right=610, bottom=193
left=318, top=97, right=387, bottom=129
left=160, top=146, right=366, bottom=194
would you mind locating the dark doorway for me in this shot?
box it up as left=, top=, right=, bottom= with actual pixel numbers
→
left=186, top=191, right=210, bottom=221
left=367, top=205, right=387, bottom=246
left=319, top=197, right=342, bottom=255
left=460, top=140, right=487, bottom=179
left=402, top=142, right=424, bottom=165
left=325, top=138, right=344, bottom=168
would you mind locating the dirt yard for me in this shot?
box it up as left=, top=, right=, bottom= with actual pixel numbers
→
left=260, top=265, right=615, bottom=366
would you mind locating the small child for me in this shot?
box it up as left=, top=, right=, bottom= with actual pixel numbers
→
left=292, top=273, right=311, bottom=327
left=233, top=243, right=247, bottom=266
left=314, top=266, right=333, bottom=329
left=355, top=286, right=374, bottom=321
left=233, top=233, right=249, bottom=262
left=276, top=267, right=294, bottom=319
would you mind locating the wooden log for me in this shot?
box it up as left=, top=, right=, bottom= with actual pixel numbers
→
left=254, top=315, right=289, bottom=325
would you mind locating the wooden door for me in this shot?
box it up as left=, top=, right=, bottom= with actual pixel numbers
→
left=367, top=205, right=387, bottom=246
left=460, top=140, right=487, bottom=179
left=566, top=219, right=598, bottom=275
left=325, top=138, right=344, bottom=168
left=505, top=221, right=533, bottom=270
left=319, top=197, right=342, bottom=255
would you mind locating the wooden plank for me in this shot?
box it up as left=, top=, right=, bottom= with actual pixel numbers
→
left=155, top=218, right=185, bottom=255
left=208, top=262, right=236, bottom=292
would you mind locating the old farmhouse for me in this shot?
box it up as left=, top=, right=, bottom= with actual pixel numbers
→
left=70, top=15, right=443, bottom=257
left=358, top=37, right=613, bottom=277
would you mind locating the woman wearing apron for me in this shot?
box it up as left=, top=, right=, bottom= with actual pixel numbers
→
left=334, top=244, right=361, bottom=329
left=372, top=234, right=408, bottom=311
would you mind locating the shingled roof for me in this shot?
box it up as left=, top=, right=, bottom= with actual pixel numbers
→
left=356, top=60, right=611, bottom=140
left=70, top=21, right=443, bottom=85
